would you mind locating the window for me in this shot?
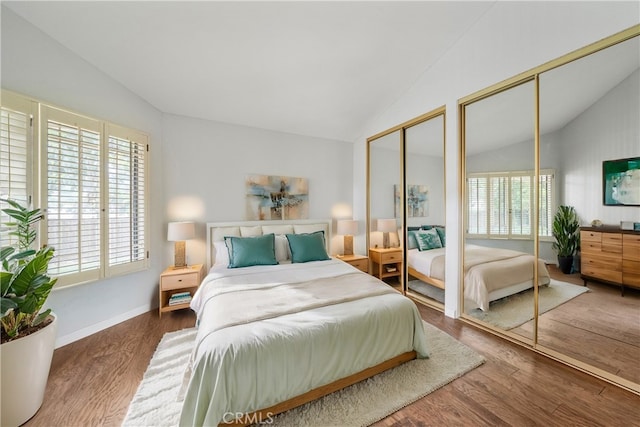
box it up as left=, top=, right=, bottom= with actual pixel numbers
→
left=0, top=93, right=35, bottom=248
left=466, top=169, right=554, bottom=239
left=1, top=91, right=149, bottom=288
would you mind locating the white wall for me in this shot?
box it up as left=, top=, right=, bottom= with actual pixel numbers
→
left=406, top=153, right=445, bottom=228
left=354, top=2, right=639, bottom=317
left=559, top=69, right=640, bottom=225
left=161, top=113, right=354, bottom=265
left=1, top=8, right=165, bottom=347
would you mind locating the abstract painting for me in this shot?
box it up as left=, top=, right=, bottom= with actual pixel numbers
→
left=395, top=184, right=429, bottom=218
left=246, top=175, right=309, bottom=220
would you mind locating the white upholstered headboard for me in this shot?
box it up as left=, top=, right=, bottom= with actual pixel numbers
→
left=206, top=219, right=332, bottom=271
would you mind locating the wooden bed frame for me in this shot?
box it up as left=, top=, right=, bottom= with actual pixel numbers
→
left=221, top=350, right=417, bottom=426
left=408, top=266, right=445, bottom=290
left=204, top=220, right=419, bottom=426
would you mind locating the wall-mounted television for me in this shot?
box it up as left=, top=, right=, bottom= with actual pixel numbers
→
left=602, top=157, right=640, bottom=206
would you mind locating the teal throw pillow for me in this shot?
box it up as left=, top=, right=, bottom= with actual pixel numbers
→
left=435, top=227, right=446, bottom=247
left=286, top=231, right=330, bottom=263
left=224, top=234, right=278, bottom=268
left=416, top=229, right=443, bottom=251
left=407, top=230, right=419, bottom=250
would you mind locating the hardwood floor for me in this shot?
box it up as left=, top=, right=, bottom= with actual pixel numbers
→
left=25, top=302, right=639, bottom=426
left=512, top=265, right=640, bottom=384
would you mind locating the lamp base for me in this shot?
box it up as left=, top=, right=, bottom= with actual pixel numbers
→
left=343, top=235, right=354, bottom=256
left=174, top=241, right=187, bottom=268
left=382, top=232, right=390, bottom=249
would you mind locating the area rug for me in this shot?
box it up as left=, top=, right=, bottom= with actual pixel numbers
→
left=465, top=279, right=589, bottom=330
left=122, top=321, right=484, bottom=427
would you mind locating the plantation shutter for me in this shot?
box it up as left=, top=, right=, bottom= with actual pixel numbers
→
left=510, top=174, right=532, bottom=237
left=467, top=170, right=555, bottom=240
left=41, top=106, right=101, bottom=285
left=105, top=124, right=148, bottom=276
left=467, top=176, right=488, bottom=235
left=489, top=175, right=508, bottom=236
left=539, top=170, right=555, bottom=238
left=0, top=94, right=34, bottom=248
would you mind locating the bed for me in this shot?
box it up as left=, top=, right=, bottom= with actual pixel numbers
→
left=179, top=220, right=429, bottom=426
left=407, top=242, right=550, bottom=311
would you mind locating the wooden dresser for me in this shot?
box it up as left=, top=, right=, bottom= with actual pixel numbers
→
left=580, top=226, right=640, bottom=294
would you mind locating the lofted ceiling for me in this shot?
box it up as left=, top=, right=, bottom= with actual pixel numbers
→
left=4, top=1, right=493, bottom=142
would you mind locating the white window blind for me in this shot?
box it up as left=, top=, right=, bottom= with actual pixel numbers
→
left=489, top=175, right=509, bottom=236
left=467, top=177, right=487, bottom=235
left=467, top=170, right=554, bottom=239
left=38, top=105, right=149, bottom=287
left=1, top=94, right=34, bottom=248
left=106, top=125, right=147, bottom=276
left=42, top=106, right=101, bottom=284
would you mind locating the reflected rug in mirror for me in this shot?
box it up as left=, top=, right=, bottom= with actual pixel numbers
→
left=466, top=279, right=589, bottom=330
left=123, top=321, right=484, bottom=427
left=410, top=279, right=588, bottom=330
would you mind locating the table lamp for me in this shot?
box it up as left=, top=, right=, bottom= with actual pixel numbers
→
left=337, top=219, right=358, bottom=256
left=168, top=221, right=195, bottom=268
left=377, top=219, right=396, bottom=249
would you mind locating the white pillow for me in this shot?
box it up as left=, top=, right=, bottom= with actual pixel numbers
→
left=212, top=226, right=240, bottom=242
left=213, top=240, right=230, bottom=266
left=275, top=234, right=290, bottom=262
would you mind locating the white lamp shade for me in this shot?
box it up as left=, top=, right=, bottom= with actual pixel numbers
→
left=337, top=220, right=358, bottom=236
left=377, top=219, right=397, bottom=233
left=167, top=221, right=195, bottom=241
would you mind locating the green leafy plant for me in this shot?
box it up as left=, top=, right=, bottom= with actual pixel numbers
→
left=1, top=199, right=56, bottom=340
left=552, top=205, right=580, bottom=257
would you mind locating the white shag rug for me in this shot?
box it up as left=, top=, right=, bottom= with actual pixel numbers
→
left=123, top=321, right=484, bottom=427
left=465, top=279, right=589, bottom=330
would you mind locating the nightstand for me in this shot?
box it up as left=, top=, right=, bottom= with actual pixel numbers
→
left=369, top=247, right=402, bottom=281
left=336, top=254, right=369, bottom=273
left=159, top=264, right=204, bottom=317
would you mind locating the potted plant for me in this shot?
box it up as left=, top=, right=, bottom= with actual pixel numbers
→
left=1, top=199, right=57, bottom=426
left=552, top=205, right=580, bottom=274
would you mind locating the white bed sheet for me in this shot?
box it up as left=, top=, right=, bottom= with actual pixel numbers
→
left=180, top=259, right=429, bottom=426
left=407, top=247, right=445, bottom=277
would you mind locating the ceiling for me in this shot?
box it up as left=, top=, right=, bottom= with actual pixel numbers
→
left=465, top=35, right=639, bottom=155
left=4, top=1, right=493, bottom=142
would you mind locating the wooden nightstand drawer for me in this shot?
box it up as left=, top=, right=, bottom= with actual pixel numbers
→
left=349, top=258, right=369, bottom=272
left=336, top=255, right=369, bottom=273
left=380, top=251, right=401, bottom=263
left=161, top=272, right=198, bottom=290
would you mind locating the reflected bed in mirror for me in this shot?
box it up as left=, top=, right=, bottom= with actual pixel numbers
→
left=403, top=110, right=446, bottom=309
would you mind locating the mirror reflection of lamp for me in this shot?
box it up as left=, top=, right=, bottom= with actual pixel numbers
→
left=337, top=220, right=358, bottom=256
left=377, top=219, right=397, bottom=249
left=168, top=221, right=195, bottom=269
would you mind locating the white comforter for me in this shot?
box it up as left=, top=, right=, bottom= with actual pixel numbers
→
left=408, top=245, right=550, bottom=311
left=180, top=259, right=429, bottom=426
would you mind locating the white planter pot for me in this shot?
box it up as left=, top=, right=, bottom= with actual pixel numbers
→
left=1, top=313, right=58, bottom=427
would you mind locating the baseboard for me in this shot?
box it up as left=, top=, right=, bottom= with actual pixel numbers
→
left=54, top=304, right=152, bottom=349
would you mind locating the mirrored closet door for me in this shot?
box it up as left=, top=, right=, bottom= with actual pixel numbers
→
left=462, top=80, right=537, bottom=344
left=404, top=110, right=446, bottom=309
left=367, top=130, right=403, bottom=291
left=536, top=33, right=640, bottom=389
left=367, top=107, right=446, bottom=307
left=460, top=25, right=639, bottom=393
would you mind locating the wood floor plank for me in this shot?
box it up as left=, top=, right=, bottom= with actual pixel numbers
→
left=23, top=298, right=639, bottom=427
